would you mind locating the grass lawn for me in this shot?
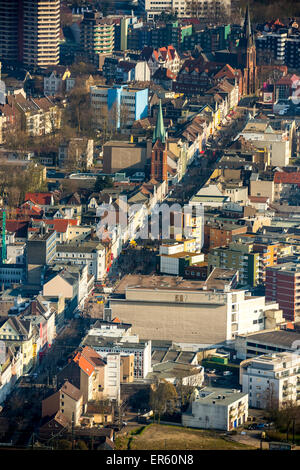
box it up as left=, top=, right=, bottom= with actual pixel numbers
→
left=115, top=424, right=255, bottom=450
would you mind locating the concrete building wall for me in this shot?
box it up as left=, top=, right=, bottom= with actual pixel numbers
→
left=60, top=392, right=83, bottom=425
left=103, top=144, right=147, bottom=174
left=250, top=180, right=274, bottom=201
left=109, top=299, right=228, bottom=343
left=42, top=390, right=60, bottom=418
left=43, top=276, right=74, bottom=300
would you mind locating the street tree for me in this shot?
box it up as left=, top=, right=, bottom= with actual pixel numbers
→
left=150, top=380, right=178, bottom=423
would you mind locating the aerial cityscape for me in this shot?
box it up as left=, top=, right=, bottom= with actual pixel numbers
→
left=0, top=0, right=300, bottom=454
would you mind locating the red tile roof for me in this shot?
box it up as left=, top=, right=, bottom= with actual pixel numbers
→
left=44, top=219, right=69, bottom=233
left=249, top=196, right=269, bottom=203
left=274, top=171, right=300, bottom=184
left=6, top=220, right=29, bottom=238
left=25, top=193, right=53, bottom=206
left=73, top=351, right=95, bottom=377
left=81, top=346, right=105, bottom=368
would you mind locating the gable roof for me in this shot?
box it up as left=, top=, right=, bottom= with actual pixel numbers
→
left=24, top=192, right=53, bottom=206
left=0, top=316, right=31, bottom=337
left=44, top=219, right=69, bottom=233
left=73, top=350, right=95, bottom=377
left=6, top=220, right=29, bottom=238
left=60, top=380, right=82, bottom=401
left=80, top=346, right=106, bottom=368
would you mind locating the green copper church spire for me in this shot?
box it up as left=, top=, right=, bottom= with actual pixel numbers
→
left=152, top=99, right=166, bottom=144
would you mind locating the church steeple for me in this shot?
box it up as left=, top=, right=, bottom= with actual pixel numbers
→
left=153, top=99, right=166, bottom=144
left=243, top=3, right=253, bottom=47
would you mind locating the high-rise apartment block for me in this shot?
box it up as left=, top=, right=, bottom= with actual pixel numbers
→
left=0, top=0, right=60, bottom=68
left=266, top=263, right=300, bottom=322
left=0, top=0, right=20, bottom=62
left=81, top=12, right=115, bottom=62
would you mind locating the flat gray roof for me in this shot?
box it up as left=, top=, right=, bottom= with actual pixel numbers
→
left=244, top=330, right=300, bottom=349
left=193, top=386, right=247, bottom=406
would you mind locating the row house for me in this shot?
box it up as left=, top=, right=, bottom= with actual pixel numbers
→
left=141, top=45, right=181, bottom=77
left=6, top=95, right=61, bottom=137
left=206, top=79, right=239, bottom=112
left=57, top=346, right=121, bottom=404
left=43, top=263, right=94, bottom=312
left=55, top=241, right=106, bottom=281
left=20, top=295, right=56, bottom=361
left=42, top=380, right=84, bottom=426
left=95, top=180, right=168, bottom=246
left=43, top=67, right=75, bottom=96
left=0, top=345, right=23, bottom=404
left=0, top=316, right=34, bottom=374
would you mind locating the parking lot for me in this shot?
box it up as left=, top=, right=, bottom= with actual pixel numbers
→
left=204, top=369, right=240, bottom=389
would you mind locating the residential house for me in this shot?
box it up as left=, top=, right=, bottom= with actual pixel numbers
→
left=58, top=138, right=94, bottom=170
left=42, top=380, right=84, bottom=425
left=43, top=67, right=75, bottom=96
left=141, top=46, right=181, bottom=77
left=0, top=317, right=34, bottom=373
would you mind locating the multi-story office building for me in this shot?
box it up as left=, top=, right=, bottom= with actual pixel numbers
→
left=182, top=387, right=248, bottom=431
left=108, top=275, right=279, bottom=344
left=27, top=230, right=57, bottom=266
left=81, top=319, right=152, bottom=379
left=240, top=352, right=300, bottom=409
left=266, top=262, right=300, bottom=322
left=90, top=84, right=148, bottom=130
left=55, top=241, right=106, bottom=281
left=208, top=241, right=260, bottom=287
left=81, top=12, right=115, bottom=61
left=21, top=0, right=60, bottom=68
left=0, top=0, right=60, bottom=67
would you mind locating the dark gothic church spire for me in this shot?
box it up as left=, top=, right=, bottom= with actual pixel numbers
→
left=243, top=3, right=253, bottom=48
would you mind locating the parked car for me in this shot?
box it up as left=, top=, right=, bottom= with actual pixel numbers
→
left=247, top=424, right=257, bottom=430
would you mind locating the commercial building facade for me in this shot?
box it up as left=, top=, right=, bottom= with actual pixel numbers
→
left=90, top=84, right=148, bottom=130
left=182, top=386, right=248, bottom=431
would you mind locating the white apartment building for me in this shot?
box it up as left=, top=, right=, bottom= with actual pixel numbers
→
left=240, top=352, right=300, bottom=409
left=182, top=386, right=248, bottom=431
left=104, top=353, right=121, bottom=404
left=82, top=323, right=152, bottom=379
left=140, top=0, right=231, bottom=20
left=56, top=242, right=106, bottom=281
